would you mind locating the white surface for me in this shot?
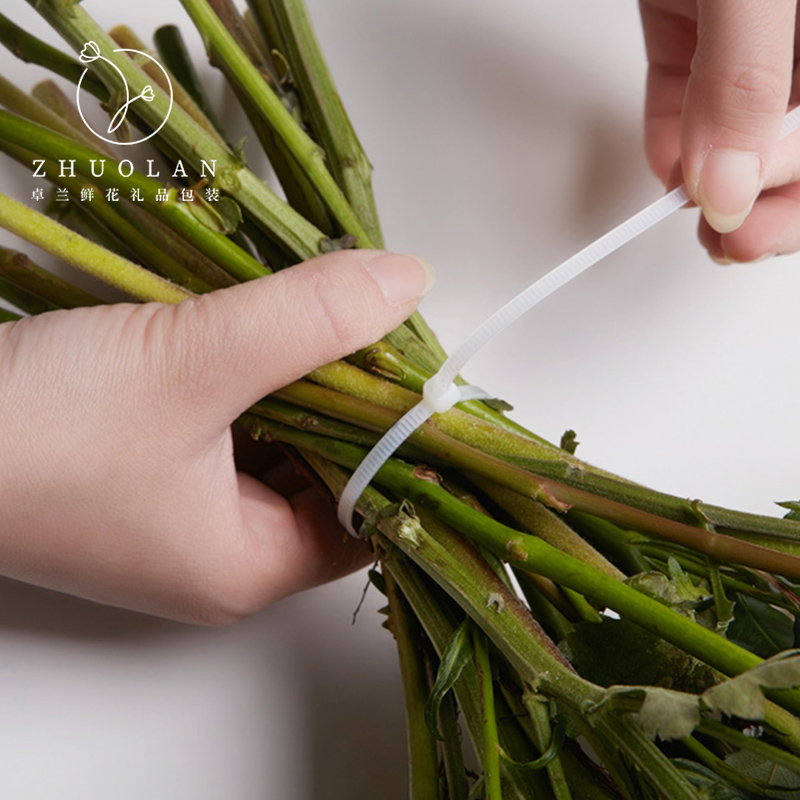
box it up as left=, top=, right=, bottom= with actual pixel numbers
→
left=1, top=1, right=799, bottom=797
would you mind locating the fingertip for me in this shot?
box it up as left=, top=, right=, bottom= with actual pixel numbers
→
left=363, top=252, right=435, bottom=308
left=695, top=148, right=763, bottom=234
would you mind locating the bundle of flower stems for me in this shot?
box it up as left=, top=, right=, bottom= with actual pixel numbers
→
left=3, top=2, right=800, bottom=798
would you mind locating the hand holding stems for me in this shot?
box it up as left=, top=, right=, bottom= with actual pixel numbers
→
left=0, top=250, right=432, bottom=623
left=639, top=0, right=800, bottom=263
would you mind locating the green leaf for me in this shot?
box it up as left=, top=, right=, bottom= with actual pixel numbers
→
left=703, top=651, right=800, bottom=721
left=638, top=687, right=701, bottom=741
left=727, top=593, right=794, bottom=659
left=674, top=759, right=758, bottom=800
left=586, top=685, right=701, bottom=741
left=498, top=716, right=566, bottom=771
left=424, top=619, right=473, bottom=739
left=367, top=568, right=387, bottom=596
left=559, top=429, right=579, bottom=454
left=319, top=234, right=358, bottom=253
left=187, top=195, right=243, bottom=234
left=482, top=398, right=514, bottom=413
left=724, top=750, right=800, bottom=799
left=708, top=564, right=736, bottom=635
left=561, top=617, right=715, bottom=693
left=779, top=500, right=800, bottom=522
left=626, top=567, right=709, bottom=617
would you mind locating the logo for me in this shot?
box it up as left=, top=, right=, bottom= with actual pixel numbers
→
left=77, top=41, right=173, bottom=147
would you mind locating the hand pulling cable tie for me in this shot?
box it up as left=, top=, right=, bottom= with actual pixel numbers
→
left=338, top=106, right=800, bottom=536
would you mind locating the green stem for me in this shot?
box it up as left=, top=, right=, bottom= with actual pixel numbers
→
left=384, top=569, right=440, bottom=800
left=0, top=11, right=106, bottom=100
left=0, top=110, right=268, bottom=283
left=0, top=306, right=21, bottom=323
left=204, top=0, right=334, bottom=235
left=566, top=510, right=651, bottom=575
left=594, top=714, right=701, bottom=800
left=0, top=193, right=191, bottom=303
left=278, top=374, right=800, bottom=579
left=474, top=477, right=624, bottom=580
left=509, top=453, right=800, bottom=546
left=4, top=138, right=214, bottom=292
left=154, top=25, right=224, bottom=131
left=0, top=245, right=101, bottom=308
left=109, top=26, right=227, bottom=148
left=513, top=571, right=576, bottom=641
left=474, top=627, right=502, bottom=800
left=24, top=0, right=327, bottom=261
left=309, top=361, right=566, bottom=463
left=697, top=716, right=800, bottom=776
left=0, top=273, right=57, bottom=315
left=250, top=422, right=800, bottom=707
left=380, top=548, right=551, bottom=799
left=352, top=339, right=552, bottom=444
left=521, top=691, right=573, bottom=800
left=437, top=689, right=470, bottom=800
left=371, top=484, right=701, bottom=798
left=0, top=76, right=235, bottom=289
left=179, top=0, right=372, bottom=245
left=251, top=0, right=385, bottom=246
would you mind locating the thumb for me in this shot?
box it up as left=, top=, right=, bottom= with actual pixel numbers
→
left=681, top=0, right=795, bottom=233
left=159, top=249, right=434, bottom=421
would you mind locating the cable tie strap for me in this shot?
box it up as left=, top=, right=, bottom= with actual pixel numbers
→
left=337, top=379, right=489, bottom=536
left=337, top=105, right=800, bottom=537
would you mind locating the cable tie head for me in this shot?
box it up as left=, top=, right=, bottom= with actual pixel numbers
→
left=423, top=378, right=462, bottom=414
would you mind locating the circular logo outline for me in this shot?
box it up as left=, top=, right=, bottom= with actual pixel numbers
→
left=76, top=48, right=174, bottom=147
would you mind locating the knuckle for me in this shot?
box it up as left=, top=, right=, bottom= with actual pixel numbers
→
left=715, top=61, right=788, bottom=122
left=147, top=295, right=231, bottom=404
left=181, top=554, right=271, bottom=627
left=308, top=271, right=363, bottom=354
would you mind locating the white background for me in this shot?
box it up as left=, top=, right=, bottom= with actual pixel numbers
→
left=0, top=1, right=799, bottom=797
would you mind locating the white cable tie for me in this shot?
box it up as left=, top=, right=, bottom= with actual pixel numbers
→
left=337, top=382, right=489, bottom=536
left=337, top=105, right=800, bottom=536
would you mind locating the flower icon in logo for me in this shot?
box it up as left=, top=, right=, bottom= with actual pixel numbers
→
left=79, top=41, right=101, bottom=63
left=107, top=83, right=157, bottom=134
left=75, top=41, right=173, bottom=146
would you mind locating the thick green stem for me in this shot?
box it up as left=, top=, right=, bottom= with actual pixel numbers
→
left=179, top=0, right=372, bottom=245
left=474, top=627, right=502, bottom=800
left=0, top=11, right=106, bottom=100
left=0, top=193, right=191, bottom=303
left=384, top=569, right=440, bottom=800
left=154, top=25, right=224, bottom=131
left=595, top=714, right=701, bottom=800
left=0, top=307, right=21, bottom=323
left=24, top=0, right=327, bottom=260
left=521, top=691, right=573, bottom=800
left=0, top=245, right=101, bottom=308
left=0, top=110, right=268, bottom=283
left=474, top=477, right=624, bottom=580
left=250, top=0, right=385, bottom=246
left=276, top=374, right=800, bottom=579
left=0, top=273, right=57, bottom=315
left=2, top=139, right=214, bottom=293
left=697, top=716, right=800, bottom=776
left=249, top=421, right=800, bottom=720
left=352, top=339, right=553, bottom=443
left=109, top=26, right=227, bottom=148
left=309, top=360, right=567, bottom=462
left=437, top=689, right=470, bottom=800
left=380, top=548, right=552, bottom=799
left=203, top=0, right=334, bottom=235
